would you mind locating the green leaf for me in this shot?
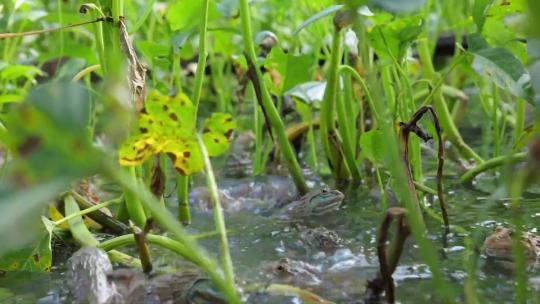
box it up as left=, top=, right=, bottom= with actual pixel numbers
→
left=360, top=129, right=385, bottom=166
left=368, top=15, right=424, bottom=65
left=0, top=217, right=53, bottom=272
left=166, top=0, right=220, bottom=32
left=0, top=65, right=44, bottom=82
left=0, top=82, right=99, bottom=184
left=137, top=40, right=171, bottom=62
left=265, top=48, right=316, bottom=95
left=202, top=113, right=236, bottom=156
left=473, top=0, right=495, bottom=32
left=293, top=4, right=344, bottom=35
left=0, top=179, right=69, bottom=259
left=118, top=90, right=235, bottom=175
left=467, top=33, right=531, bottom=98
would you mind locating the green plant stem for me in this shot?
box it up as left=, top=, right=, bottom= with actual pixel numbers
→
left=106, top=164, right=240, bottom=303
left=460, top=152, right=527, bottom=183
left=336, top=93, right=361, bottom=180
left=64, top=194, right=99, bottom=247
left=239, top=0, right=308, bottom=194
left=508, top=169, right=531, bottom=304
left=172, top=52, right=183, bottom=93
left=123, top=166, right=147, bottom=227
left=338, top=65, right=381, bottom=122
left=514, top=98, right=526, bottom=148
left=414, top=85, right=468, bottom=104
left=128, top=0, right=155, bottom=34
left=72, top=65, right=101, bottom=82
left=413, top=181, right=437, bottom=195
left=90, top=9, right=107, bottom=74
left=197, top=135, right=235, bottom=286
left=381, top=65, right=396, bottom=115
left=192, top=0, right=210, bottom=112
left=417, top=38, right=483, bottom=164
left=492, top=85, right=501, bottom=157
left=176, top=175, right=191, bottom=225
left=320, top=27, right=344, bottom=178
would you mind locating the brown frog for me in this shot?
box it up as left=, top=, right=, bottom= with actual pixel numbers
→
left=263, top=257, right=322, bottom=287
left=484, top=226, right=540, bottom=261
left=299, top=226, right=345, bottom=253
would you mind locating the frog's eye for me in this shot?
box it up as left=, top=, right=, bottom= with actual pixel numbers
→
left=321, top=188, right=328, bottom=194
left=276, top=264, right=286, bottom=272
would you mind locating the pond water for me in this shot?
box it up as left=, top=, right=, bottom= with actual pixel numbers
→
left=1, top=165, right=539, bottom=303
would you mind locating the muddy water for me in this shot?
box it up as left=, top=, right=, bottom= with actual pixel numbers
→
left=1, top=173, right=539, bottom=303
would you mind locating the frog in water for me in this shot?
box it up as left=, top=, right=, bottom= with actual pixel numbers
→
left=484, top=226, right=540, bottom=261
left=274, top=188, right=345, bottom=218
left=65, top=247, right=227, bottom=304
left=190, top=184, right=345, bottom=218
left=298, top=226, right=345, bottom=253
left=263, top=257, right=322, bottom=287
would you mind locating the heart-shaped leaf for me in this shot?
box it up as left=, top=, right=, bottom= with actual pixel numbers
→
left=119, top=90, right=235, bottom=175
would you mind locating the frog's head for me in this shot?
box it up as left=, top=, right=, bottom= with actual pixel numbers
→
left=302, top=188, right=344, bottom=215
left=186, top=279, right=228, bottom=304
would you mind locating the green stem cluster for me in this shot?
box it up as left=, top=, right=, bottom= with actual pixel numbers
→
left=238, top=0, right=308, bottom=194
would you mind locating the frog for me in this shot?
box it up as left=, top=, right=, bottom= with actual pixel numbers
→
left=190, top=179, right=344, bottom=218
left=483, top=226, right=540, bottom=261
left=262, top=257, right=322, bottom=288
left=65, top=247, right=227, bottom=304
left=298, top=226, right=345, bottom=253
left=107, top=269, right=227, bottom=304
left=274, top=188, right=345, bottom=218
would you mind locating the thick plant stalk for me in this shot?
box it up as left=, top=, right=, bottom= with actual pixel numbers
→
left=460, top=152, right=527, bottom=183
left=123, top=166, right=147, bottom=227
left=336, top=91, right=361, bottom=180
left=239, top=0, right=308, bottom=194
left=417, top=38, right=483, bottom=164
left=320, top=25, right=346, bottom=178
left=177, top=0, right=211, bottom=224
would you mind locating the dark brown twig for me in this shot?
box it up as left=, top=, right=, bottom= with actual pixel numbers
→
left=399, top=105, right=449, bottom=229
left=369, top=207, right=408, bottom=303
left=244, top=53, right=275, bottom=142
left=132, top=223, right=153, bottom=274
left=70, top=191, right=129, bottom=234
